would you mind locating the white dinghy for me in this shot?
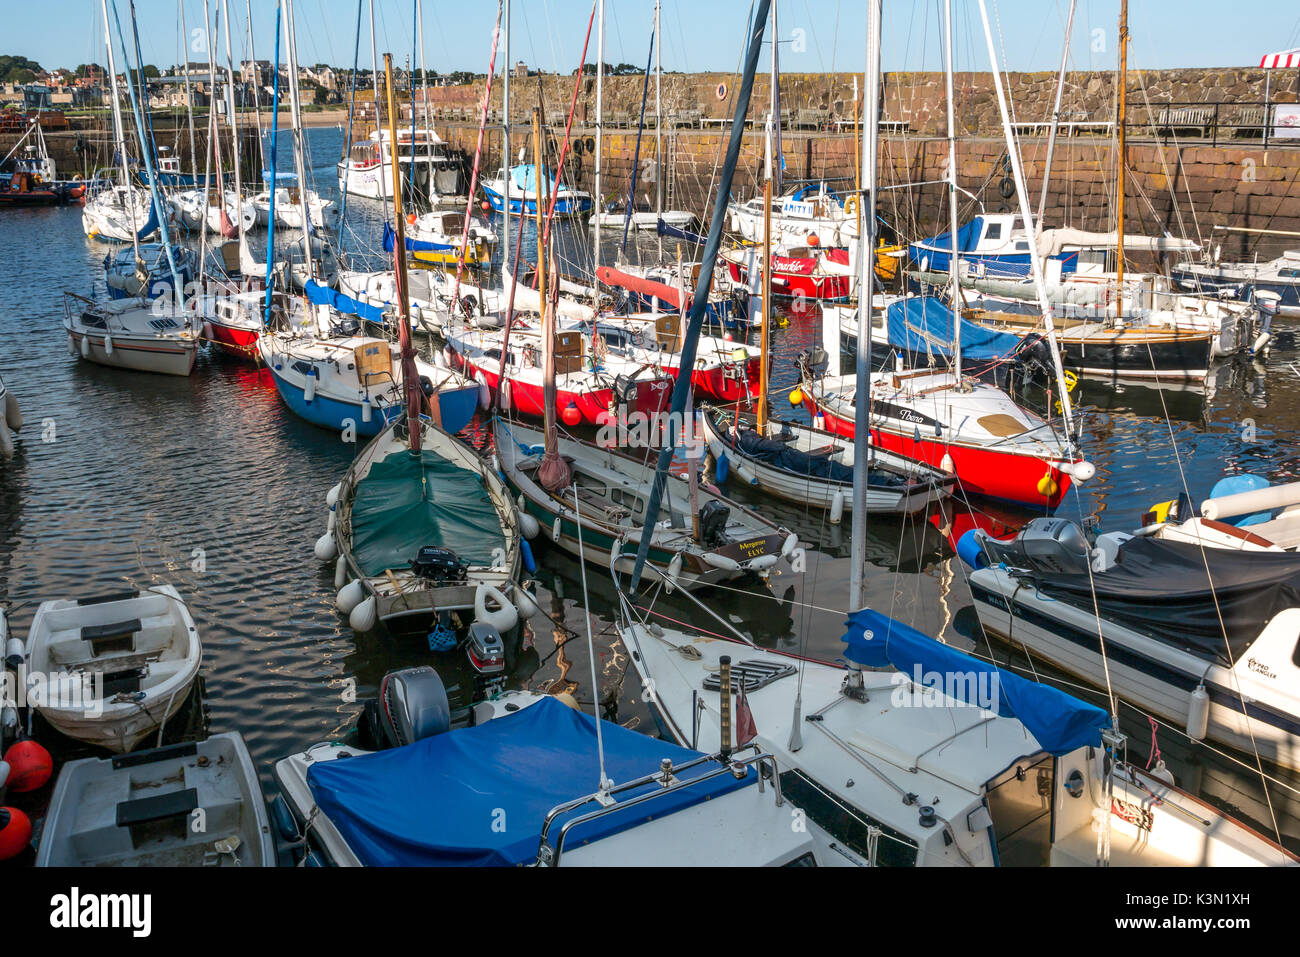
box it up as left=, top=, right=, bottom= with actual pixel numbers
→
left=24, top=585, right=203, bottom=753
left=37, top=733, right=273, bottom=866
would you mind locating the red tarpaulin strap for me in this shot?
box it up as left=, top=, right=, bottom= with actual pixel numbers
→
left=450, top=2, right=504, bottom=312
left=596, top=264, right=690, bottom=312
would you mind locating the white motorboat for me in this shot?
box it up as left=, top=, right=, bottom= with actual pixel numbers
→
left=337, top=128, right=464, bottom=202
left=727, top=184, right=853, bottom=247
left=273, top=665, right=821, bottom=866
left=62, top=294, right=200, bottom=377
left=252, top=184, right=336, bottom=230
left=963, top=517, right=1300, bottom=772
left=23, top=585, right=203, bottom=753
left=37, top=732, right=274, bottom=866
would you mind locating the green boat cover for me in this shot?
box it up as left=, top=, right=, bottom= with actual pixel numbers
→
left=350, top=448, right=505, bottom=576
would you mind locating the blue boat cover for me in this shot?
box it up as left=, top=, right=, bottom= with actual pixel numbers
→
left=509, top=164, right=559, bottom=194
left=382, top=220, right=454, bottom=255
left=306, top=697, right=755, bottom=866
left=656, top=218, right=708, bottom=246
left=840, top=609, right=1109, bottom=755
left=916, top=216, right=984, bottom=255
left=303, top=279, right=388, bottom=325
left=886, top=296, right=1023, bottom=362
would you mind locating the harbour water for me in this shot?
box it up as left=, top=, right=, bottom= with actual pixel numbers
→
left=2, top=127, right=1298, bottom=855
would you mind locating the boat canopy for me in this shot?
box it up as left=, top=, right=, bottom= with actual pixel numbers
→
left=887, top=296, right=1023, bottom=362
left=918, top=216, right=984, bottom=253
left=1033, top=537, right=1300, bottom=666
left=306, top=696, right=755, bottom=866
left=840, top=609, right=1109, bottom=755
left=350, top=448, right=506, bottom=576
left=510, top=163, right=560, bottom=194
left=303, top=279, right=387, bottom=324
left=656, top=218, right=707, bottom=246
left=1035, top=228, right=1200, bottom=259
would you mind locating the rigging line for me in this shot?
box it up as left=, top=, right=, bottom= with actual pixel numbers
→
left=1132, top=68, right=1200, bottom=249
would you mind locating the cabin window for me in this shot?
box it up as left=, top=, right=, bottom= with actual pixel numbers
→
left=985, top=754, right=1055, bottom=867
left=1280, top=268, right=1300, bottom=279
left=1015, top=242, right=1030, bottom=251
left=780, top=770, right=918, bottom=866
left=984, top=222, right=1002, bottom=241
left=291, top=360, right=314, bottom=377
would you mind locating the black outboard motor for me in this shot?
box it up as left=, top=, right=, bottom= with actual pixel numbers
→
left=410, top=547, right=468, bottom=583
left=977, top=517, right=1091, bottom=576
left=1009, top=332, right=1056, bottom=395
left=698, top=500, right=731, bottom=548
left=374, top=666, right=451, bottom=749
left=466, top=622, right=506, bottom=700
left=794, top=347, right=829, bottom=382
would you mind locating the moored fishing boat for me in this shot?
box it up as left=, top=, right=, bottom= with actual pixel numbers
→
left=481, top=163, right=592, bottom=217
left=721, top=243, right=855, bottom=302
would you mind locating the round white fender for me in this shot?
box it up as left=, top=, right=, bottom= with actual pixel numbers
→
left=513, top=584, right=539, bottom=620
left=500, top=377, right=512, bottom=412
left=745, top=554, right=779, bottom=573
left=67, top=334, right=77, bottom=356
left=103, top=334, right=113, bottom=356
left=4, top=393, right=21, bottom=433
left=940, top=453, right=955, bottom=474
left=349, top=594, right=378, bottom=631
left=336, top=579, right=364, bottom=615
left=552, top=515, right=562, bottom=543
left=780, top=532, right=798, bottom=559
left=334, top=555, right=347, bottom=589
left=830, top=490, right=845, bottom=525
left=664, top=551, right=684, bottom=594
left=700, top=552, right=741, bottom=572
left=303, top=369, right=317, bottom=403
left=517, top=508, right=539, bottom=540
left=326, top=483, right=342, bottom=507
left=80, top=335, right=90, bottom=359
left=314, top=531, right=337, bottom=561
left=1059, top=460, right=1096, bottom=482
left=474, top=582, right=519, bottom=634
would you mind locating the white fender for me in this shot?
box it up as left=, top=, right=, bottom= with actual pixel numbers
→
left=80, top=335, right=90, bottom=358
left=327, top=506, right=336, bottom=532
left=1187, top=684, right=1209, bottom=741
left=830, top=490, right=845, bottom=525
left=664, top=551, right=684, bottom=594
left=517, top=508, right=539, bottom=540
left=314, top=531, right=337, bottom=561
left=474, top=582, right=519, bottom=634
left=780, top=532, right=798, bottom=559
left=4, top=637, right=23, bottom=668
left=746, top=554, right=779, bottom=573
left=4, top=393, right=22, bottom=433
left=103, top=334, right=113, bottom=356
left=334, top=555, right=347, bottom=589
left=513, top=585, right=539, bottom=620
left=336, top=579, right=364, bottom=615
left=325, top=483, right=342, bottom=507
left=700, top=552, right=741, bottom=572
left=500, top=378, right=512, bottom=412
left=475, top=371, right=490, bottom=410
left=940, top=453, right=955, bottom=474
left=552, top=515, right=562, bottom=543
left=303, top=369, right=317, bottom=403
left=202, top=320, right=213, bottom=340
left=67, top=334, right=77, bottom=356
left=734, top=460, right=758, bottom=486
left=349, top=594, right=378, bottom=631
left=361, top=396, right=372, bottom=423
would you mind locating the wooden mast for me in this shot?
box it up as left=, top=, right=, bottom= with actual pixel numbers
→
left=1115, top=0, right=1129, bottom=297
left=385, top=53, right=427, bottom=450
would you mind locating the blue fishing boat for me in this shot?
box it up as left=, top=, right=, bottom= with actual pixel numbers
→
left=908, top=213, right=1079, bottom=280
left=480, top=164, right=592, bottom=217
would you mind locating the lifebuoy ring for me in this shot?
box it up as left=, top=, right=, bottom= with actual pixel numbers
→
left=843, top=194, right=860, bottom=220
left=716, top=82, right=728, bottom=100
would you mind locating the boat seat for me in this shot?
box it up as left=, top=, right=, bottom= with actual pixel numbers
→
left=116, top=787, right=198, bottom=848
left=80, top=618, right=142, bottom=657
left=49, top=617, right=174, bottom=667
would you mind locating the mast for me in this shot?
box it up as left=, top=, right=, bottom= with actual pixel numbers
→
left=284, top=0, right=315, bottom=281
left=849, top=0, right=881, bottom=613
left=202, top=0, right=230, bottom=236
left=976, top=0, right=1076, bottom=441
left=99, top=0, right=138, bottom=262
left=654, top=0, right=662, bottom=261
left=501, top=0, right=511, bottom=289
left=628, top=0, right=771, bottom=590
left=179, top=0, right=199, bottom=197
left=221, top=0, right=244, bottom=246
left=593, top=0, right=605, bottom=286
left=246, top=0, right=267, bottom=186
left=771, top=0, right=782, bottom=194
left=262, top=0, right=283, bottom=327
left=369, top=0, right=382, bottom=135
left=1115, top=0, right=1129, bottom=298
left=943, top=0, right=962, bottom=385
left=386, top=53, right=424, bottom=451
left=758, top=113, right=772, bottom=435
left=1037, top=0, right=1077, bottom=223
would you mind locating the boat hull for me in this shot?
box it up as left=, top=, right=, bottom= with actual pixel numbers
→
left=65, top=328, right=197, bottom=377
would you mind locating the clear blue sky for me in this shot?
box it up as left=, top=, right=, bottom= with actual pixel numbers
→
left=18, top=1, right=1300, bottom=76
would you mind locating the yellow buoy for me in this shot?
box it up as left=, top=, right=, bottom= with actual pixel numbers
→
left=1037, top=470, right=1059, bottom=499
left=789, top=387, right=804, bottom=407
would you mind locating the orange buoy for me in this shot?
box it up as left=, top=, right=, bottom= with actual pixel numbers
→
left=406, top=212, right=417, bottom=226
left=0, top=807, right=31, bottom=861
left=561, top=402, right=583, bottom=427
left=480, top=200, right=492, bottom=212
left=806, top=234, right=820, bottom=247
left=3, top=740, right=53, bottom=792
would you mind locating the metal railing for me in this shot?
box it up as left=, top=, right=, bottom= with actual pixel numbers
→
left=1128, top=99, right=1300, bottom=148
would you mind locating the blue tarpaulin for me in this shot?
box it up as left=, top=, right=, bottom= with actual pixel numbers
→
left=382, top=220, right=455, bottom=255
left=919, top=216, right=984, bottom=255
left=303, top=279, right=388, bottom=325
left=656, top=218, right=708, bottom=245
left=839, top=609, right=1109, bottom=755
left=886, top=296, right=1023, bottom=362
left=306, top=697, right=755, bottom=866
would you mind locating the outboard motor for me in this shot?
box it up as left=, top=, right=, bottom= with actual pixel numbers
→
left=1011, top=332, right=1056, bottom=393
left=977, top=517, right=1091, bottom=576
left=466, top=622, right=506, bottom=699
left=410, top=546, right=468, bottom=583
left=1253, top=289, right=1279, bottom=355
left=793, top=347, right=829, bottom=382
left=698, top=499, right=731, bottom=548
left=376, top=666, right=451, bottom=748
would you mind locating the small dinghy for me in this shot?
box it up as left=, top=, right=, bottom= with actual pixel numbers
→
left=494, top=418, right=798, bottom=590
left=62, top=294, right=199, bottom=377
left=701, top=405, right=955, bottom=516
left=273, top=666, right=820, bottom=866
left=37, top=733, right=274, bottom=866
left=24, top=585, right=203, bottom=753
left=1141, top=475, right=1300, bottom=553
